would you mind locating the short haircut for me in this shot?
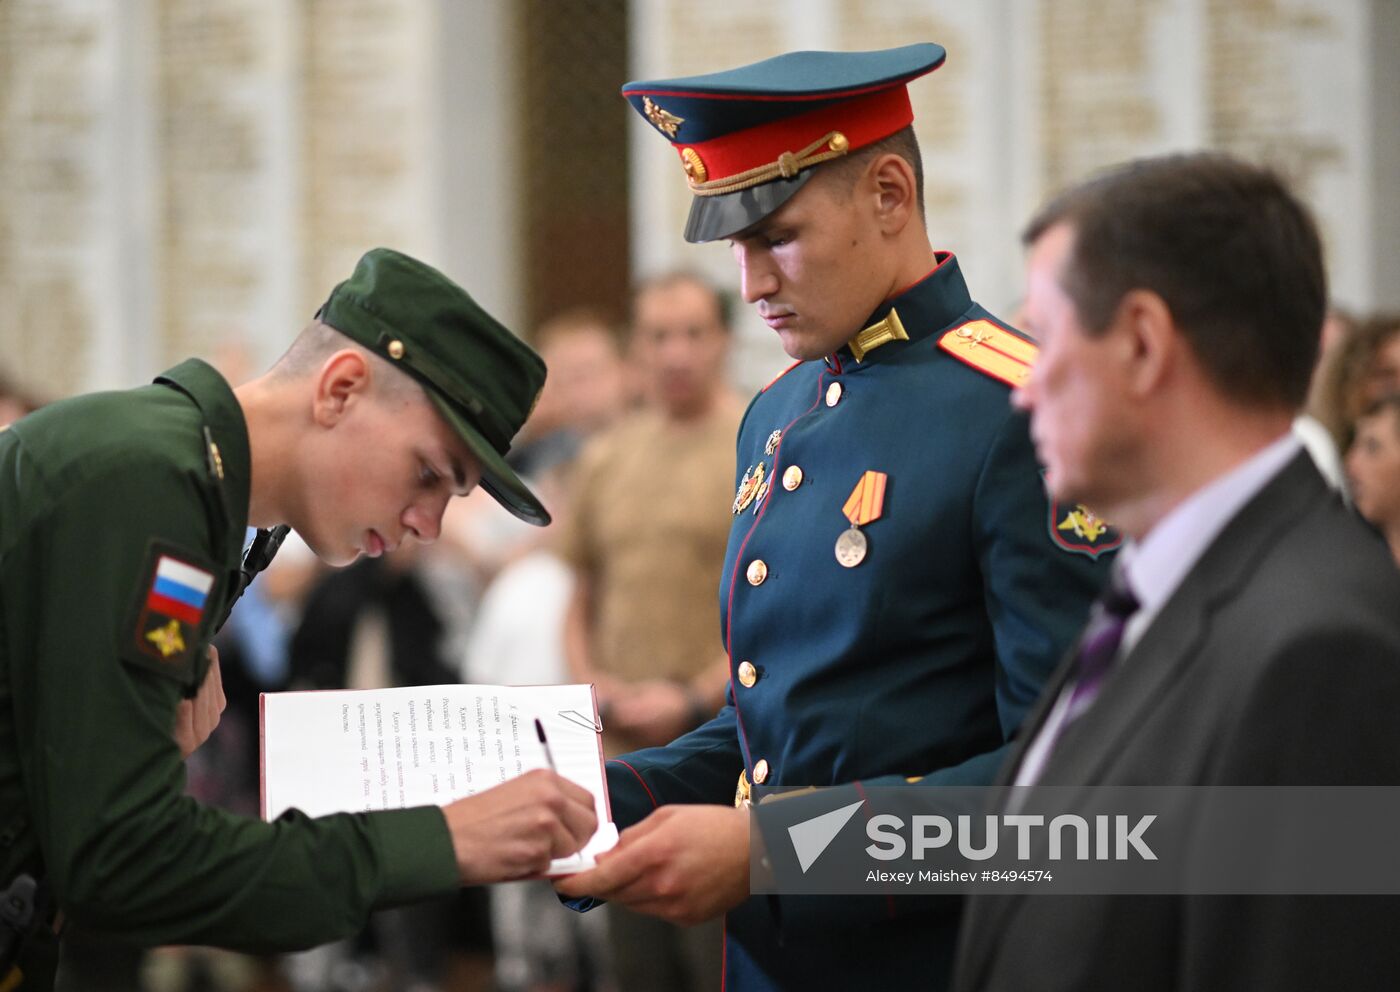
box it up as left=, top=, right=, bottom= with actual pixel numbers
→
left=822, top=124, right=925, bottom=220
left=1023, top=153, right=1325, bottom=410
left=629, top=270, right=732, bottom=333
left=271, top=320, right=423, bottom=404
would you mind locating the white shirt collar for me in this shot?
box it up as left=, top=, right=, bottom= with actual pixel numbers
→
left=1119, top=432, right=1301, bottom=654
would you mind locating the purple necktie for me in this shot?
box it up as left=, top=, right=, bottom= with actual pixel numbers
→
left=1062, top=567, right=1141, bottom=724
left=1012, top=568, right=1140, bottom=789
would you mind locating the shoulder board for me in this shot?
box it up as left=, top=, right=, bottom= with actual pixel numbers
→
left=937, top=319, right=1037, bottom=388
left=761, top=360, right=803, bottom=393
left=200, top=425, right=236, bottom=530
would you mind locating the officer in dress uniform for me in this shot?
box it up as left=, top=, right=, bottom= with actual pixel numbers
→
left=556, top=44, right=1118, bottom=990
left=0, top=249, right=597, bottom=991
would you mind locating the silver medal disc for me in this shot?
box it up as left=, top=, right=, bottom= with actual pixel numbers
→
left=834, top=526, right=868, bottom=568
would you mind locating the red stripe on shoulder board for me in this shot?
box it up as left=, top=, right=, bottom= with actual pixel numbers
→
left=762, top=360, right=803, bottom=392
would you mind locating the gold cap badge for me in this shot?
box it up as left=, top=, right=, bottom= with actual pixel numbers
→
left=643, top=96, right=684, bottom=138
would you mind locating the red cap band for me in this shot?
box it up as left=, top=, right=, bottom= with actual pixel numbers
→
left=675, top=86, right=914, bottom=185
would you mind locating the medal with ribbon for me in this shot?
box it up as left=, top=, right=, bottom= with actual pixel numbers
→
left=836, top=470, right=887, bottom=567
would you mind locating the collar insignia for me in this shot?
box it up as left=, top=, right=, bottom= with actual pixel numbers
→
left=849, top=307, right=910, bottom=362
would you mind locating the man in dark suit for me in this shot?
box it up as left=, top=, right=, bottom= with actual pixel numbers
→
left=952, top=153, right=1400, bottom=991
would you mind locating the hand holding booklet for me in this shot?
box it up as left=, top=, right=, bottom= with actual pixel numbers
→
left=260, top=682, right=617, bottom=874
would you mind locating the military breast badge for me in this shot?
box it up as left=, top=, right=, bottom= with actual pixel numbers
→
left=752, top=479, right=771, bottom=515
left=733, top=461, right=766, bottom=515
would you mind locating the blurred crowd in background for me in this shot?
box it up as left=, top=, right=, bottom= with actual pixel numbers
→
left=0, top=271, right=740, bottom=992
left=3, top=267, right=1399, bottom=992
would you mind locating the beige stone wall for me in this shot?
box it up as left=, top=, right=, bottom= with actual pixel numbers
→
left=0, top=0, right=486, bottom=400
left=0, top=0, right=106, bottom=399
left=0, top=1, right=1391, bottom=401
left=628, top=0, right=1394, bottom=394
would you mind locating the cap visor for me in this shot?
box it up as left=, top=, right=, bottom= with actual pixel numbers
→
left=682, top=171, right=814, bottom=243
left=427, top=392, right=552, bottom=526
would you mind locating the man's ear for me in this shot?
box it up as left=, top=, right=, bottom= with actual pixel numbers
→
left=1113, top=289, right=1177, bottom=400
left=312, top=349, right=372, bottom=427
left=868, top=153, right=919, bottom=236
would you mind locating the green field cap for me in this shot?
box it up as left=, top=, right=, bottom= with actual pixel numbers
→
left=317, top=248, right=551, bottom=526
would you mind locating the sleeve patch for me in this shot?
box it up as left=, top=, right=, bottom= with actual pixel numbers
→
left=937, top=320, right=1037, bottom=388
left=124, top=540, right=221, bottom=680
left=1049, top=499, right=1122, bottom=558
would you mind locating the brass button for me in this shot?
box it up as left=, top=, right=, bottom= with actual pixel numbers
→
left=825, top=381, right=843, bottom=407
left=752, top=758, right=769, bottom=784
left=746, top=559, right=768, bottom=586
left=828, top=131, right=849, bottom=153
left=387, top=339, right=405, bottom=360
left=737, top=661, right=758, bottom=688
left=782, top=465, right=803, bottom=491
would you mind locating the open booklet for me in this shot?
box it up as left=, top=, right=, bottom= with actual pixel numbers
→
left=260, top=682, right=617, bottom=875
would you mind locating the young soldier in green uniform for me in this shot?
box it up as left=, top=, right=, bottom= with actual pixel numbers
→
left=556, top=45, right=1116, bottom=989
left=0, top=249, right=597, bottom=990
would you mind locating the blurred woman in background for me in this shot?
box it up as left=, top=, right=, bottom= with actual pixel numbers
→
left=1346, top=392, right=1400, bottom=567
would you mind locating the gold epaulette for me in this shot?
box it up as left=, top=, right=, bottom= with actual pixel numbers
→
left=761, top=360, right=803, bottom=393
left=937, top=319, right=1037, bottom=388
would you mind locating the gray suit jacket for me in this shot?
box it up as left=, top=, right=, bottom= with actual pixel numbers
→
left=953, top=452, right=1400, bottom=992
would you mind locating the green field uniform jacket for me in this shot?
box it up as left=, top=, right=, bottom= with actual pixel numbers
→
left=0, top=360, right=458, bottom=990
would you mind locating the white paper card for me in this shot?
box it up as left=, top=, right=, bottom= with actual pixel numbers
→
left=261, top=683, right=614, bottom=873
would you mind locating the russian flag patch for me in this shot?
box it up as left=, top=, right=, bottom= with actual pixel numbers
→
left=127, top=542, right=221, bottom=673
left=147, top=556, right=214, bottom=626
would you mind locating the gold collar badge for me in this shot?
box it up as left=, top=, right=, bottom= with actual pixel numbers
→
left=849, top=308, right=910, bottom=362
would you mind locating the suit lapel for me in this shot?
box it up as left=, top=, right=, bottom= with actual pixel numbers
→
left=957, top=453, right=1329, bottom=989
left=1046, top=453, right=1326, bottom=786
